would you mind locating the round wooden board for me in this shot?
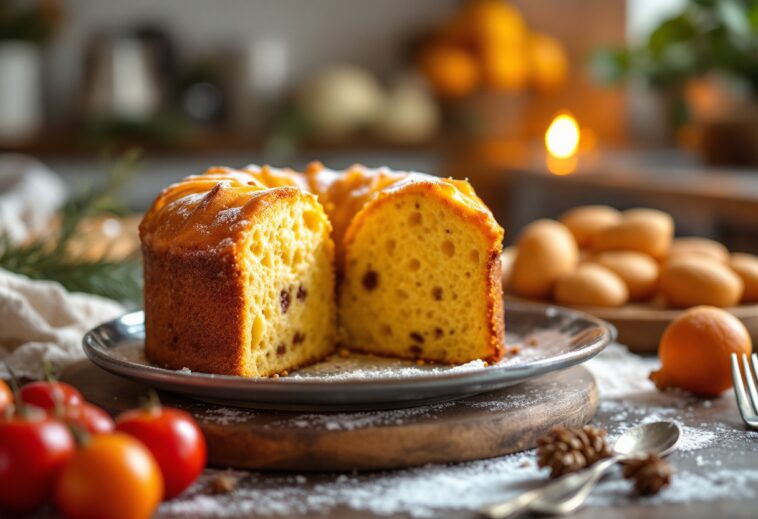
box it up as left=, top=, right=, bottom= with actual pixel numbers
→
left=506, top=295, right=758, bottom=353
left=62, top=360, right=598, bottom=472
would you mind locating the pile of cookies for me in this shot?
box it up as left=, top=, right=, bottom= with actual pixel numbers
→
left=504, top=205, right=758, bottom=308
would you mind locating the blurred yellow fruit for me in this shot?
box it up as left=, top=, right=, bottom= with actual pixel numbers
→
left=481, top=45, right=529, bottom=91
left=528, top=32, right=568, bottom=92
left=511, top=220, right=578, bottom=299
left=500, top=245, right=518, bottom=288
left=667, top=237, right=729, bottom=264
left=589, top=250, right=659, bottom=301
left=421, top=1, right=569, bottom=96
left=559, top=205, right=622, bottom=248
left=730, top=253, right=758, bottom=303
left=592, top=209, right=674, bottom=259
left=420, top=45, right=479, bottom=98
left=661, top=256, right=743, bottom=308
left=554, top=263, right=629, bottom=308
left=464, top=0, right=527, bottom=49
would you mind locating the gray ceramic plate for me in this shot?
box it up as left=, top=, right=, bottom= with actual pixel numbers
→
left=82, top=301, right=614, bottom=411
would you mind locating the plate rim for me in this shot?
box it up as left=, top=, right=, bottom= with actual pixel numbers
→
left=82, top=301, right=615, bottom=394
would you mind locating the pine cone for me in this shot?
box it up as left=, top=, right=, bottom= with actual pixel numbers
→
left=622, top=454, right=673, bottom=496
left=536, top=425, right=613, bottom=479
left=537, top=425, right=611, bottom=478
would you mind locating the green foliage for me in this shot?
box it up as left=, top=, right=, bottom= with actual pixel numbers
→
left=0, top=0, right=61, bottom=44
left=0, top=150, right=143, bottom=305
left=590, top=0, right=758, bottom=94
left=81, top=114, right=187, bottom=149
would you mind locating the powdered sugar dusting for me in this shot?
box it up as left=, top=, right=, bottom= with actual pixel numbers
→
left=272, top=401, right=457, bottom=431
left=585, top=343, right=657, bottom=397
left=106, top=329, right=560, bottom=383
left=199, top=407, right=252, bottom=425
left=190, top=380, right=548, bottom=432
left=161, top=454, right=545, bottom=518
left=158, top=344, right=758, bottom=517
left=286, top=353, right=489, bottom=380
left=281, top=332, right=556, bottom=381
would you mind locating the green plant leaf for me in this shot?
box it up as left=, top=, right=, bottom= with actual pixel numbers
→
left=648, top=14, right=697, bottom=59
left=588, top=47, right=630, bottom=85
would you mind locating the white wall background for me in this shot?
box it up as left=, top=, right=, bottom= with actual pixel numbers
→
left=627, top=0, right=687, bottom=43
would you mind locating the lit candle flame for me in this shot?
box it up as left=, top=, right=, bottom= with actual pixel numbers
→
left=545, top=113, right=580, bottom=159
left=545, top=112, right=580, bottom=175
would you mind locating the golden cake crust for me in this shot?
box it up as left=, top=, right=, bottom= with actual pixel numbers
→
left=142, top=245, right=248, bottom=375
left=140, top=166, right=295, bottom=251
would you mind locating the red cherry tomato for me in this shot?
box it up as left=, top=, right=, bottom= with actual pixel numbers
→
left=55, top=432, right=163, bottom=519
left=0, top=411, right=76, bottom=512
left=0, top=380, right=11, bottom=415
left=116, top=406, right=206, bottom=499
left=20, top=381, right=83, bottom=411
left=64, top=403, right=115, bottom=435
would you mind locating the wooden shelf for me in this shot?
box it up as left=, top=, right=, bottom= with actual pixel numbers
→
left=0, top=129, right=444, bottom=158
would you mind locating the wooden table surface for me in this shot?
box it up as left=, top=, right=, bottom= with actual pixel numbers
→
left=31, top=346, right=758, bottom=519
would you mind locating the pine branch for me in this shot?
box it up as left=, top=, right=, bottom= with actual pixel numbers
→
left=0, top=150, right=144, bottom=305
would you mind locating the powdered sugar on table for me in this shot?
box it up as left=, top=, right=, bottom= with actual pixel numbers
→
left=159, top=343, right=758, bottom=517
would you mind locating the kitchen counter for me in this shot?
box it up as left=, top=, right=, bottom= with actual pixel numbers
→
left=34, top=344, right=758, bottom=519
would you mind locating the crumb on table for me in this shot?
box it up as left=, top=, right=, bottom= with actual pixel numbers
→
left=209, top=474, right=238, bottom=494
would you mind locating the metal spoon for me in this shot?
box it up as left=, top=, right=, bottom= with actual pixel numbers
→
left=480, top=421, right=681, bottom=519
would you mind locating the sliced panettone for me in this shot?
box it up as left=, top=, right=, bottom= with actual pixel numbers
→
left=140, top=167, right=336, bottom=377
left=309, top=164, right=505, bottom=364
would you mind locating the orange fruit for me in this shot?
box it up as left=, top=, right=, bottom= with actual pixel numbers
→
left=528, top=32, right=568, bottom=93
left=480, top=45, right=529, bottom=91
left=420, top=44, right=479, bottom=98
left=650, top=306, right=752, bottom=397
left=464, top=0, right=527, bottom=50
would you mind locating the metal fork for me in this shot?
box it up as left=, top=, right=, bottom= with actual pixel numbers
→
left=731, top=353, right=758, bottom=429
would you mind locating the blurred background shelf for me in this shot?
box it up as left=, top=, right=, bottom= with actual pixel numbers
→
left=0, top=131, right=445, bottom=157
left=1, top=0, right=756, bottom=251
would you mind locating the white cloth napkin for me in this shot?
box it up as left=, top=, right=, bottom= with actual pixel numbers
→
left=0, top=269, right=124, bottom=380
left=0, top=153, right=66, bottom=244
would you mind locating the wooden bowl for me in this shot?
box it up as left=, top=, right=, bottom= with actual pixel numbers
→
left=506, top=294, right=758, bottom=353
